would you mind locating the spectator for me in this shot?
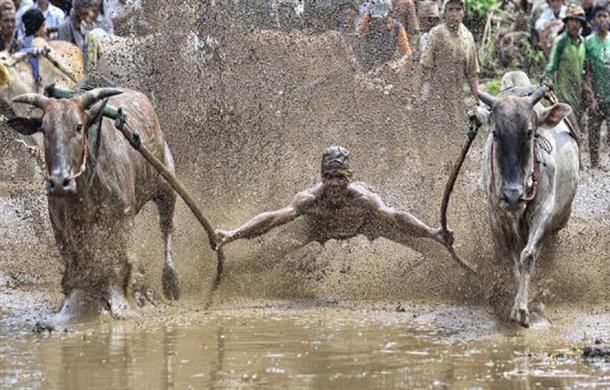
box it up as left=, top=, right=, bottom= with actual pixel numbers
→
left=334, top=0, right=358, bottom=34
left=417, top=0, right=439, bottom=54
left=51, top=0, right=71, bottom=14
left=419, top=0, right=479, bottom=100
left=535, top=0, right=566, bottom=56
left=355, top=0, right=413, bottom=72
left=16, top=6, right=44, bottom=50
left=57, top=0, right=97, bottom=57
left=544, top=4, right=587, bottom=141
left=584, top=5, right=610, bottom=168
left=15, top=8, right=45, bottom=83
left=275, top=1, right=301, bottom=31
left=392, top=0, right=420, bottom=49
left=94, top=0, right=112, bottom=34
left=581, top=0, right=595, bottom=36
left=13, top=0, right=33, bottom=13
left=0, top=0, right=16, bottom=51
left=15, top=0, right=64, bottom=40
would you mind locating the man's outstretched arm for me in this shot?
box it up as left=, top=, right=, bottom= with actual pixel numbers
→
left=364, top=191, right=453, bottom=246
left=214, top=190, right=314, bottom=250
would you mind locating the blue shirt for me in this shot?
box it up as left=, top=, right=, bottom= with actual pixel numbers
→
left=15, top=2, right=65, bottom=40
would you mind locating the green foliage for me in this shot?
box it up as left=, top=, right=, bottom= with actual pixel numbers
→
left=485, top=79, right=501, bottom=96
left=521, top=40, right=545, bottom=65
left=465, top=0, right=497, bottom=17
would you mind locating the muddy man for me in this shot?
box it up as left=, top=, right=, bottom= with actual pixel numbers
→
left=214, top=146, right=453, bottom=250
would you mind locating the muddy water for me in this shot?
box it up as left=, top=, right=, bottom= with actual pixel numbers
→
left=1, top=300, right=608, bottom=389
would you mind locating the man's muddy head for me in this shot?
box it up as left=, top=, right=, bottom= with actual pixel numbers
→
left=321, top=145, right=352, bottom=177
left=321, top=146, right=352, bottom=201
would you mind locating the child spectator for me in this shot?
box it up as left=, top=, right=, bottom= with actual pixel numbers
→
left=15, top=0, right=64, bottom=40
left=16, top=6, right=44, bottom=50
left=584, top=5, right=610, bottom=168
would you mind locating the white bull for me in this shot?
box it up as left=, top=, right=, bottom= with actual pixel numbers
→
left=476, top=71, right=579, bottom=327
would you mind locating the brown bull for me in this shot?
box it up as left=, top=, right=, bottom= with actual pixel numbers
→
left=7, top=88, right=179, bottom=321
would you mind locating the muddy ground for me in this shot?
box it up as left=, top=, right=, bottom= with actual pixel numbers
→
left=0, top=1, right=609, bottom=323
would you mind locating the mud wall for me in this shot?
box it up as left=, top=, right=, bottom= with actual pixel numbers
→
left=1, top=1, right=608, bottom=308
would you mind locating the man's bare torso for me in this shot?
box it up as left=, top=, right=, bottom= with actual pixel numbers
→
left=296, top=182, right=380, bottom=241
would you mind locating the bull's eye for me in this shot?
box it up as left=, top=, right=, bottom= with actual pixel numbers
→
left=527, top=129, right=533, bottom=138
left=492, top=130, right=497, bottom=139
left=76, top=124, right=83, bottom=133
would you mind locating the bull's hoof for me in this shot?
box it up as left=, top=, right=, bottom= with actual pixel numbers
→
left=510, top=305, right=530, bottom=328
left=162, top=264, right=181, bottom=301
left=56, top=287, right=130, bottom=323
left=56, top=289, right=104, bottom=323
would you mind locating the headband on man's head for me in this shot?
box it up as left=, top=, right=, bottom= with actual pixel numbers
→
left=321, top=145, right=352, bottom=176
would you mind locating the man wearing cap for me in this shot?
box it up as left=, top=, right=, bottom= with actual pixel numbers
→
left=544, top=4, right=587, bottom=140
left=214, top=146, right=453, bottom=251
left=355, top=0, right=413, bottom=72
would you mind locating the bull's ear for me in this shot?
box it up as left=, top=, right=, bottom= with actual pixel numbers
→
left=6, top=117, right=42, bottom=135
left=536, top=103, right=572, bottom=129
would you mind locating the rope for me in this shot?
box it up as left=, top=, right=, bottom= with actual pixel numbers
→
left=118, top=118, right=224, bottom=304
left=439, top=113, right=480, bottom=275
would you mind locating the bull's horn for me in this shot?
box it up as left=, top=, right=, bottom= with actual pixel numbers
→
left=528, top=85, right=548, bottom=106
left=477, top=91, right=496, bottom=108
left=12, top=93, right=49, bottom=110
left=79, top=88, right=123, bottom=109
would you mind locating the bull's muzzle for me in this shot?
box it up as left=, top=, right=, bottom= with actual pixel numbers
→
left=501, top=184, right=524, bottom=209
left=46, top=173, right=77, bottom=196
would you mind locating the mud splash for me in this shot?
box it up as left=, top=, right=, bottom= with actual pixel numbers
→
left=0, top=1, right=609, bottom=319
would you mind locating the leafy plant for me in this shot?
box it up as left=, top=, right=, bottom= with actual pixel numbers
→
left=465, top=0, right=497, bottom=18
left=485, top=79, right=501, bottom=96
left=521, top=40, right=545, bottom=65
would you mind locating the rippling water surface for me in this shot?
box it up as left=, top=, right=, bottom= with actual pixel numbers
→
left=1, top=305, right=609, bottom=389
